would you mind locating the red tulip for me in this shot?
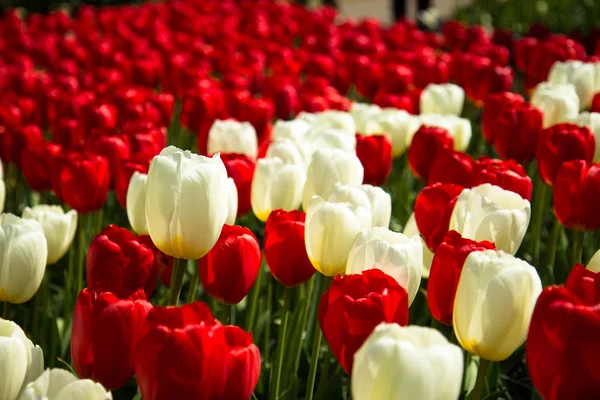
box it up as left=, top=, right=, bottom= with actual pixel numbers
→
left=180, top=89, right=224, bottom=135
left=199, top=225, right=262, bottom=305
left=122, top=122, right=166, bottom=159
left=427, top=149, right=473, bottom=187
left=52, top=151, right=110, bottom=213
left=238, top=97, right=275, bottom=143
left=537, top=123, right=595, bottom=186
left=72, top=288, right=152, bottom=390
left=83, top=102, right=118, bottom=132
left=527, top=264, right=600, bottom=399
left=21, top=140, right=62, bottom=192
left=380, top=63, right=414, bottom=94
left=51, top=118, right=85, bottom=150
left=408, top=126, right=453, bottom=181
left=85, top=131, right=131, bottom=188
left=318, top=269, right=409, bottom=374
left=482, top=92, right=524, bottom=143
left=114, top=154, right=151, bottom=209
left=355, top=133, right=392, bottom=186
left=470, top=157, right=533, bottom=200
left=592, top=92, right=600, bottom=113
left=414, top=183, right=464, bottom=251
left=428, top=231, right=496, bottom=325
left=1, top=124, right=42, bottom=168
left=553, top=160, right=600, bottom=231
left=135, top=302, right=260, bottom=400
left=138, top=234, right=174, bottom=288
left=221, top=153, right=255, bottom=216
left=264, top=210, right=315, bottom=287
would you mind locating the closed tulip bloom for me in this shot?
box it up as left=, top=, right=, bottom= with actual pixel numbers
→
left=527, top=264, right=600, bottom=399
left=225, top=178, right=238, bottom=226
left=352, top=323, right=463, bottom=400
left=572, top=112, right=600, bottom=163
left=266, top=137, right=310, bottom=166
left=207, top=119, right=258, bottom=160
left=355, top=133, right=392, bottom=186
left=318, top=269, right=409, bottom=373
left=587, top=249, right=600, bottom=272
left=0, top=318, right=44, bottom=400
left=420, top=83, right=465, bottom=116
left=19, top=369, right=113, bottom=400
left=428, top=231, right=496, bottom=326
left=299, top=110, right=356, bottom=134
left=221, top=153, right=255, bottom=217
left=453, top=250, right=542, bottom=361
left=531, top=82, right=580, bottom=128
left=403, top=212, right=434, bottom=278
left=72, top=288, right=152, bottom=390
left=406, top=115, right=472, bottom=153
left=251, top=157, right=305, bottom=222
left=470, top=157, right=533, bottom=200
left=536, top=123, right=595, bottom=186
left=126, top=172, right=148, bottom=235
left=22, top=205, right=77, bottom=265
left=305, top=196, right=372, bottom=276
left=21, top=141, right=62, bottom=192
left=135, top=302, right=260, bottom=400
left=346, top=227, right=423, bottom=305
left=199, top=225, right=261, bottom=305
left=548, top=61, right=596, bottom=110
left=85, top=132, right=130, bottom=188
left=553, top=160, right=600, bottom=231
left=52, top=151, right=110, bottom=214
left=408, top=126, right=454, bottom=181
left=0, top=214, right=47, bottom=303
left=363, top=109, right=413, bottom=158
left=302, top=148, right=364, bottom=211
left=114, top=154, right=151, bottom=209
left=264, top=210, right=315, bottom=287
left=86, top=225, right=157, bottom=299
left=482, top=92, right=524, bottom=143
left=145, top=147, right=229, bottom=260
left=428, top=149, right=474, bottom=186
left=304, top=127, right=357, bottom=155
left=350, top=102, right=382, bottom=134
left=492, top=101, right=543, bottom=165
left=271, top=119, right=312, bottom=142
left=328, top=184, right=391, bottom=228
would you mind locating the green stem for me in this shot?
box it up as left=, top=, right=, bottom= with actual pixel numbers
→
left=545, top=217, right=561, bottom=284
left=529, top=182, right=548, bottom=266
left=472, top=358, right=490, bottom=400
left=270, top=287, right=293, bottom=400
left=315, top=347, right=332, bottom=398
left=76, top=213, right=87, bottom=295
left=2, top=302, right=7, bottom=319
left=95, top=209, right=104, bottom=235
left=305, top=320, right=323, bottom=400
left=186, top=264, right=200, bottom=304
left=294, top=278, right=315, bottom=375
left=571, top=230, right=584, bottom=267
left=265, top=276, right=273, bottom=371
left=229, top=304, right=236, bottom=325
left=168, top=258, right=185, bottom=306
left=246, top=264, right=265, bottom=332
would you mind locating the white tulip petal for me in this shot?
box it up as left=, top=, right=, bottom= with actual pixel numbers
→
left=126, top=172, right=149, bottom=235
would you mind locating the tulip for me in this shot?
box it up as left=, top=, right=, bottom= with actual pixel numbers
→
left=0, top=214, right=47, bottom=304
left=453, top=250, right=542, bottom=361
left=266, top=137, right=310, bottom=166
left=572, top=112, right=600, bottom=163
left=328, top=183, right=391, bottom=228
left=221, top=153, right=255, bottom=216
left=305, top=196, right=372, bottom=276
left=346, top=227, right=422, bottom=305
left=408, top=126, right=453, bottom=181
left=536, top=123, right=595, bottom=186
left=406, top=115, right=472, bottom=153
left=420, top=83, right=465, bottom=116
left=352, top=323, right=463, bottom=400
left=304, top=127, right=357, bottom=155
left=85, top=132, right=130, bottom=188
left=251, top=157, right=306, bottom=222
left=449, top=184, right=530, bottom=255
left=318, top=269, right=409, bottom=374
left=553, top=160, right=600, bottom=231
left=531, top=82, right=580, bottom=128
left=0, top=318, right=44, bottom=400
left=363, top=109, right=413, bottom=158
left=114, top=153, right=151, bottom=209
left=302, top=148, right=364, bottom=211
left=19, top=369, right=113, bottom=400
left=527, top=264, right=600, bottom=399
left=72, top=288, right=152, bottom=390
left=427, top=149, right=473, bottom=186
left=548, top=60, right=596, bottom=110
left=271, top=119, right=312, bottom=142
left=21, top=141, right=62, bottom=192
left=470, top=157, right=532, bottom=200
left=355, top=133, right=392, bottom=186
left=1, top=125, right=42, bottom=168
left=52, top=151, right=110, bottom=214
left=264, top=210, right=315, bottom=287
left=126, top=172, right=148, bottom=235
left=207, top=119, right=258, bottom=160
left=482, top=92, right=524, bottom=143
left=225, top=178, right=238, bottom=226
left=298, top=110, right=355, bottom=134
left=22, top=205, right=77, bottom=265
left=145, top=146, right=229, bottom=260
left=403, top=212, right=434, bottom=278
left=588, top=249, right=600, bottom=272
left=428, top=231, right=496, bottom=326
left=199, top=225, right=261, bottom=304
left=135, top=302, right=260, bottom=399
left=350, top=102, right=382, bottom=134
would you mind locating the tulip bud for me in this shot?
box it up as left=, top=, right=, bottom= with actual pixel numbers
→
left=328, top=184, right=391, bottom=229
left=304, top=127, right=357, bottom=155
left=531, top=82, right=580, bottom=128
left=207, top=120, right=258, bottom=160
left=470, top=157, right=533, bottom=200
left=319, top=269, right=409, bottom=373
left=453, top=250, right=542, bottom=361
left=22, top=205, right=77, bottom=265
left=221, top=153, right=255, bottom=217
left=407, top=115, right=472, bottom=152
left=408, top=126, right=453, bottom=181
left=85, top=132, right=130, bottom=189
left=266, top=137, right=310, bottom=166
left=350, top=102, right=382, bottom=134
left=19, top=369, right=113, bottom=400
left=145, top=147, right=229, bottom=260
left=302, top=148, right=364, bottom=211
left=299, top=110, right=355, bottom=134
left=114, top=154, right=151, bottom=209
left=272, top=119, right=312, bottom=142
left=420, top=83, right=465, bottom=116
left=251, top=157, right=305, bottom=222
left=126, top=172, right=148, bottom=235
left=449, top=184, right=530, bottom=255
left=428, top=148, right=474, bottom=186
left=363, top=109, right=413, bottom=158
left=346, top=227, right=422, bottom=304
left=21, top=141, right=62, bottom=192
left=548, top=60, right=596, bottom=110
left=355, top=133, right=392, bottom=186
left=225, top=178, right=238, bottom=226
left=0, top=214, right=47, bottom=303
left=352, top=323, right=463, bottom=400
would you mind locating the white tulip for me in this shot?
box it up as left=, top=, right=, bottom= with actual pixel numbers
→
left=587, top=249, right=600, bottom=273
left=22, top=206, right=77, bottom=265
left=406, top=114, right=472, bottom=152
left=251, top=157, right=305, bottom=222
left=225, top=178, right=238, bottom=226
left=453, top=250, right=542, bottom=361
left=304, top=127, right=356, bottom=155
left=420, top=83, right=465, bottom=116
left=126, top=172, right=148, bottom=235
left=265, top=137, right=310, bottom=166
left=531, top=82, right=580, bottom=128
left=302, top=149, right=363, bottom=211
left=19, top=369, right=112, bottom=400
left=0, top=318, right=44, bottom=400
left=346, top=228, right=423, bottom=305
left=548, top=61, right=596, bottom=110
left=572, top=112, right=600, bottom=162
left=272, top=119, right=312, bottom=142
left=329, top=184, right=391, bottom=229
left=305, top=196, right=372, bottom=277
left=145, top=146, right=229, bottom=260
left=363, top=109, right=413, bottom=158
left=298, top=110, right=356, bottom=133
left=0, top=180, right=5, bottom=214
left=352, top=323, right=463, bottom=400
left=403, top=212, right=434, bottom=278
left=207, top=119, right=258, bottom=159
left=0, top=214, right=47, bottom=303
left=350, top=102, right=382, bottom=133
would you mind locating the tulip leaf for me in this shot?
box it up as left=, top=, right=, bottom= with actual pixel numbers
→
left=483, top=390, right=507, bottom=400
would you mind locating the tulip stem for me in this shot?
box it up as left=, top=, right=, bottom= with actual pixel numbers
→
left=168, top=258, right=185, bottom=305
left=305, top=320, right=323, bottom=400
left=472, top=358, right=489, bottom=400
left=293, top=277, right=315, bottom=376
left=545, top=217, right=561, bottom=284
left=246, top=263, right=265, bottom=332
left=270, top=287, right=292, bottom=400
left=529, top=182, right=548, bottom=266
left=76, top=213, right=88, bottom=295
left=186, top=263, right=200, bottom=304
left=2, top=302, right=7, bottom=319
left=570, top=230, right=584, bottom=267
